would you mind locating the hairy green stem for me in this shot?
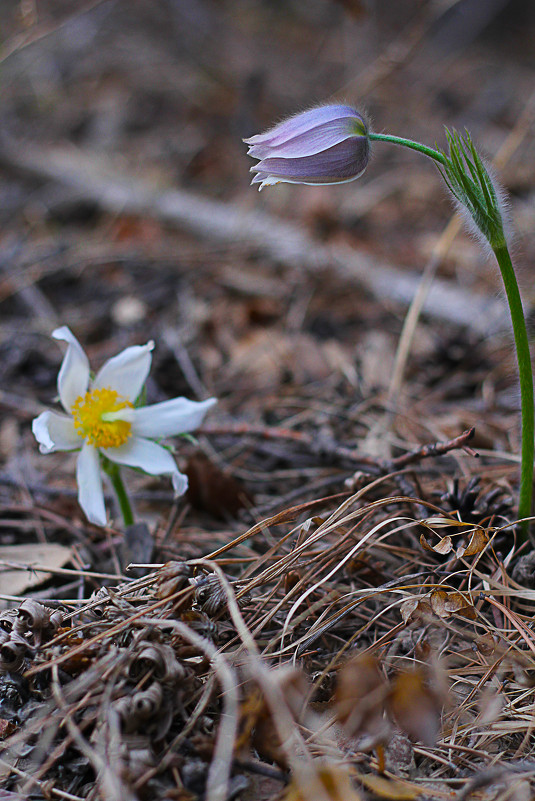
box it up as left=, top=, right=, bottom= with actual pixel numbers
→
left=493, top=244, right=534, bottom=535
left=371, top=130, right=534, bottom=537
left=368, top=132, right=448, bottom=166
left=102, top=458, right=134, bottom=528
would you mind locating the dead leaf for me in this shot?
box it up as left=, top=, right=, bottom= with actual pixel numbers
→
left=421, top=516, right=469, bottom=528
left=402, top=590, right=476, bottom=624
left=281, top=763, right=363, bottom=801
left=419, top=534, right=453, bottom=554
left=414, top=641, right=431, bottom=664
left=357, top=774, right=421, bottom=800
left=235, top=687, right=265, bottom=756
left=185, top=453, right=252, bottom=519
left=429, top=590, right=477, bottom=620
left=400, top=597, right=433, bottom=625
left=428, top=589, right=449, bottom=617
left=335, top=654, right=389, bottom=741
left=0, top=543, right=72, bottom=596
left=474, top=633, right=500, bottom=656
left=420, top=519, right=488, bottom=559
left=460, top=529, right=488, bottom=557
left=237, top=668, right=309, bottom=771
left=388, top=671, right=441, bottom=747
left=110, top=215, right=162, bottom=245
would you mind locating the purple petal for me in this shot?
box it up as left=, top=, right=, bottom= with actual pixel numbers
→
left=247, top=117, right=362, bottom=160
left=244, top=105, right=359, bottom=148
left=250, top=137, right=369, bottom=185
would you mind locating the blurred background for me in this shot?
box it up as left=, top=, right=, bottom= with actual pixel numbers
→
left=0, top=0, right=534, bottom=531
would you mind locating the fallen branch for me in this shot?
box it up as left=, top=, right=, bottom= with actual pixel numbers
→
left=387, top=426, right=478, bottom=470
left=0, top=137, right=508, bottom=334
left=200, top=422, right=478, bottom=474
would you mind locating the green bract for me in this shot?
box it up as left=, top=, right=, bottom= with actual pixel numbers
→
left=438, top=129, right=505, bottom=249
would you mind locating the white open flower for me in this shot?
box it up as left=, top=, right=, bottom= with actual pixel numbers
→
left=32, top=327, right=216, bottom=527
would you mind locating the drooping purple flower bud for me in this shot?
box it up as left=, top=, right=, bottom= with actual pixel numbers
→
left=244, top=105, right=370, bottom=190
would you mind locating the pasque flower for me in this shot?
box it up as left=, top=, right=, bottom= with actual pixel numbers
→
left=244, top=104, right=370, bottom=190
left=32, top=327, right=216, bottom=526
left=246, top=101, right=535, bottom=541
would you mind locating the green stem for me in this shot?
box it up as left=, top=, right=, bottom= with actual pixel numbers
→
left=493, top=244, right=534, bottom=536
left=368, top=132, right=448, bottom=166
left=370, top=130, right=534, bottom=537
left=102, top=458, right=134, bottom=527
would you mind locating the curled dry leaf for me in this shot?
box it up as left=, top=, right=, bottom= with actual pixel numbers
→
left=400, top=597, right=433, bottom=625
left=401, top=589, right=477, bottom=623
left=335, top=653, right=389, bottom=743
left=0, top=600, right=66, bottom=674
left=388, top=670, right=442, bottom=747
left=0, top=610, right=18, bottom=633
left=419, top=533, right=454, bottom=554
left=155, top=560, right=192, bottom=611
left=421, top=516, right=468, bottom=528
left=113, top=682, right=169, bottom=736
left=462, top=528, right=489, bottom=556
left=0, top=634, right=28, bottom=673
left=419, top=521, right=488, bottom=557
left=474, top=632, right=500, bottom=656
left=429, top=589, right=477, bottom=620
left=128, top=642, right=186, bottom=683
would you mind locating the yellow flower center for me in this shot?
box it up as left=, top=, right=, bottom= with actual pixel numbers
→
left=71, top=388, right=133, bottom=448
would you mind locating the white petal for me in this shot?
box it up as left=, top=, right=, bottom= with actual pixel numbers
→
left=93, top=341, right=154, bottom=401
left=76, top=442, right=107, bottom=526
left=171, top=471, right=188, bottom=495
left=53, top=327, right=90, bottom=412
left=131, top=397, right=216, bottom=439
left=32, top=410, right=80, bottom=453
left=102, top=437, right=188, bottom=496
left=251, top=174, right=281, bottom=190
